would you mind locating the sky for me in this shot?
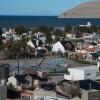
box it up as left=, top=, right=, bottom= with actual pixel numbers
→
left=0, top=0, right=94, bottom=16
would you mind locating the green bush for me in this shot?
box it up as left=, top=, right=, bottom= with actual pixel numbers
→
left=8, top=83, right=17, bottom=91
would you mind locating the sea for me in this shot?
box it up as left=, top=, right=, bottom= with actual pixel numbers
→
left=0, top=16, right=100, bottom=28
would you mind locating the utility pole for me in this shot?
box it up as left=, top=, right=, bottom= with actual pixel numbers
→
left=35, top=51, right=38, bottom=66
left=17, top=39, right=20, bottom=75
left=18, top=58, right=20, bottom=75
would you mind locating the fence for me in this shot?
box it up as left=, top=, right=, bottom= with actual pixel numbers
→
left=8, top=97, right=30, bottom=100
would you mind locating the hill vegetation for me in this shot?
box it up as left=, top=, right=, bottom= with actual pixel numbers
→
left=59, top=1, right=100, bottom=18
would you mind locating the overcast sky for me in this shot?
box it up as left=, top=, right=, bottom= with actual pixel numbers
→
left=0, top=0, right=94, bottom=15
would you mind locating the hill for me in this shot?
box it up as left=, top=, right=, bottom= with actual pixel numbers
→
left=59, top=0, right=100, bottom=18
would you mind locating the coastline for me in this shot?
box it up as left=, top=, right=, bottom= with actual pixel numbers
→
left=0, top=16, right=100, bottom=28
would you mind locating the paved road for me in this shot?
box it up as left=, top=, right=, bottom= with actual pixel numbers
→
left=0, top=57, right=90, bottom=67
left=0, top=57, right=92, bottom=74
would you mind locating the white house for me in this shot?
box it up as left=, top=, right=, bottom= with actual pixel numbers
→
left=8, top=76, right=18, bottom=88
left=64, top=66, right=98, bottom=81
left=79, top=22, right=91, bottom=27
left=8, top=75, right=28, bottom=89
left=52, top=41, right=65, bottom=53
left=27, top=39, right=35, bottom=48
left=34, top=32, right=46, bottom=45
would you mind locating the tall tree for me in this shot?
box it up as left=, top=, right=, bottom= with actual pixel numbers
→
left=54, top=29, right=65, bottom=37
left=0, top=27, right=2, bottom=44
left=15, top=26, right=29, bottom=35
left=65, top=25, right=72, bottom=33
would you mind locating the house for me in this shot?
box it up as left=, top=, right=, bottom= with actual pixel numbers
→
left=36, top=47, right=48, bottom=57
left=84, top=45, right=96, bottom=53
left=60, top=40, right=75, bottom=51
left=37, top=71, right=48, bottom=78
left=52, top=41, right=65, bottom=53
left=8, top=72, right=49, bottom=90
left=87, top=53, right=98, bottom=60
left=8, top=75, right=28, bottom=89
left=75, top=50, right=87, bottom=59
left=83, top=33, right=93, bottom=39
left=8, top=74, right=36, bottom=89
left=34, top=32, right=46, bottom=45
left=27, top=39, right=35, bottom=48
left=64, top=66, right=99, bottom=81
left=66, top=33, right=74, bottom=39
left=2, top=28, right=22, bottom=41
left=86, top=51, right=100, bottom=60
left=86, top=53, right=93, bottom=60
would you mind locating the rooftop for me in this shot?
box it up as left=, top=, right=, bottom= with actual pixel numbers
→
left=78, top=79, right=100, bottom=90
left=69, top=65, right=97, bottom=70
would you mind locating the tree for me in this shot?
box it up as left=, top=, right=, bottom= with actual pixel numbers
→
left=54, top=29, right=65, bottom=37
left=8, top=83, right=16, bottom=91
left=74, top=25, right=97, bottom=34
left=65, top=25, right=72, bottom=33
left=53, top=35, right=60, bottom=43
left=6, top=40, right=23, bottom=59
left=0, top=27, right=2, bottom=44
left=15, top=26, right=29, bottom=35
left=90, top=25, right=97, bottom=32
left=35, top=26, right=49, bottom=33
left=0, top=27, right=4, bottom=50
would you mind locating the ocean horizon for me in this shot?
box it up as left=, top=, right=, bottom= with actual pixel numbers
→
left=0, top=15, right=100, bottom=28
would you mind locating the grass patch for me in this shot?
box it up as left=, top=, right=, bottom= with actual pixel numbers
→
left=74, top=59, right=96, bottom=65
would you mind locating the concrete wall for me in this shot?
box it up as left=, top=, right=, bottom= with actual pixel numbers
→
left=82, top=90, right=100, bottom=100
left=0, top=85, right=7, bottom=100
